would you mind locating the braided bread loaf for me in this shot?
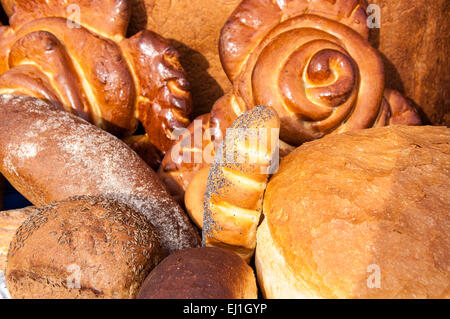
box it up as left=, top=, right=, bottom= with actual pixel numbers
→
left=159, top=0, right=422, bottom=200
left=0, top=0, right=192, bottom=159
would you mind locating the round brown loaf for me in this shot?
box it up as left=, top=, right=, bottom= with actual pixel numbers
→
left=137, top=247, right=258, bottom=299
left=6, top=196, right=163, bottom=299
left=256, top=125, right=450, bottom=299
left=0, top=94, right=200, bottom=254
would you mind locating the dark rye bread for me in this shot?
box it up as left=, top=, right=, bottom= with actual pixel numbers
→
left=0, top=94, right=200, bottom=254
left=137, top=247, right=258, bottom=299
left=6, top=196, right=163, bottom=299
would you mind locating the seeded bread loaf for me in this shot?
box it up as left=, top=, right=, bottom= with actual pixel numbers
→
left=6, top=196, right=163, bottom=299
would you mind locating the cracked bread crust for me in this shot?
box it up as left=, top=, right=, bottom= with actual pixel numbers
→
left=258, top=125, right=450, bottom=298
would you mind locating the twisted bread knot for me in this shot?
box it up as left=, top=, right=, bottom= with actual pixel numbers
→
left=160, top=0, right=421, bottom=200
left=0, top=0, right=191, bottom=156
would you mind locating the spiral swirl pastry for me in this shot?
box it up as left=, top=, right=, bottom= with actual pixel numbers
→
left=0, top=0, right=191, bottom=154
left=160, top=0, right=421, bottom=200
left=220, top=0, right=420, bottom=145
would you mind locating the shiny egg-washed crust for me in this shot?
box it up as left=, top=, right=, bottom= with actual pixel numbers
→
left=0, top=0, right=191, bottom=155
left=129, top=0, right=243, bottom=115
left=6, top=196, right=163, bottom=299
left=137, top=247, right=258, bottom=299
left=159, top=0, right=421, bottom=201
left=0, top=206, right=35, bottom=271
left=184, top=165, right=211, bottom=229
left=203, top=106, right=280, bottom=262
left=0, top=95, right=200, bottom=254
left=220, top=0, right=421, bottom=145
left=258, top=125, right=450, bottom=299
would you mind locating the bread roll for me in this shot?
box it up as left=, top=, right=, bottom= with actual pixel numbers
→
left=129, top=0, right=242, bottom=115
left=0, top=206, right=34, bottom=271
left=6, top=196, right=163, bottom=299
left=0, top=95, right=200, bottom=254
left=256, top=125, right=450, bottom=299
left=137, top=247, right=257, bottom=299
left=369, top=0, right=450, bottom=126
left=203, top=105, right=280, bottom=262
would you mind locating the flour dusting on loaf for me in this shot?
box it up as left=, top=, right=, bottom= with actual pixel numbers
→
left=0, top=94, right=200, bottom=253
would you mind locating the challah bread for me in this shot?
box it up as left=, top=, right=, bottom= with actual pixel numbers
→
left=0, top=0, right=192, bottom=157
left=6, top=196, right=163, bottom=299
left=256, top=125, right=450, bottom=298
left=129, top=0, right=242, bottom=115
left=0, top=95, right=200, bottom=254
left=203, top=105, right=280, bottom=262
left=159, top=0, right=422, bottom=201
left=0, top=206, right=34, bottom=271
left=137, top=247, right=258, bottom=299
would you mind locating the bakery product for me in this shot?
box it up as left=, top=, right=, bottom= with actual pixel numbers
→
left=369, top=0, right=450, bottom=126
left=0, top=0, right=192, bottom=155
left=184, top=165, right=211, bottom=229
left=256, top=125, right=450, bottom=298
left=129, top=0, right=242, bottom=115
left=6, top=196, right=163, bottom=299
left=159, top=0, right=422, bottom=201
left=0, top=206, right=34, bottom=271
left=220, top=0, right=421, bottom=145
left=137, top=247, right=257, bottom=299
left=203, top=105, right=280, bottom=261
left=0, top=95, right=200, bottom=254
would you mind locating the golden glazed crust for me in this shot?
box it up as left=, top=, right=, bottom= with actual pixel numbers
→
left=158, top=0, right=421, bottom=204
left=137, top=247, right=257, bottom=299
left=6, top=196, right=163, bottom=299
left=259, top=125, right=450, bottom=299
left=129, top=0, right=242, bottom=115
left=0, top=0, right=192, bottom=154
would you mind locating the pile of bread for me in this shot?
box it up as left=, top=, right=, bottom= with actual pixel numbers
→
left=0, top=0, right=448, bottom=299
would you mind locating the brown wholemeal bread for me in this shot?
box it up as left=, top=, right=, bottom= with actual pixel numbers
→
left=0, top=206, right=34, bottom=271
left=0, top=94, right=200, bottom=254
left=129, top=0, right=242, bottom=115
left=369, top=0, right=450, bottom=126
left=6, top=196, right=163, bottom=299
left=256, top=125, right=450, bottom=299
left=203, top=105, right=280, bottom=262
left=137, top=247, right=257, bottom=299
